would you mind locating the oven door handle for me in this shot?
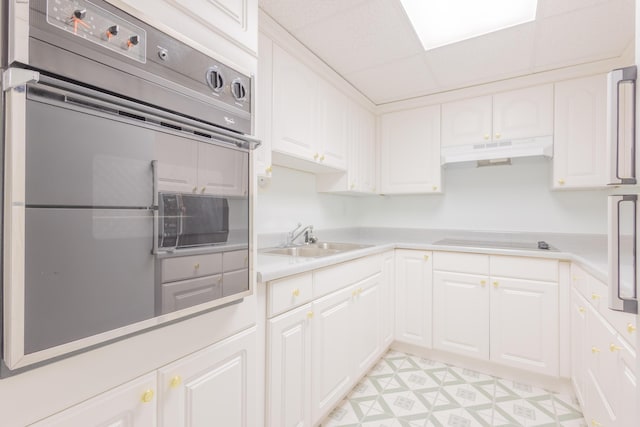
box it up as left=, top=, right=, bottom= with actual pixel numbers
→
left=151, top=160, right=160, bottom=255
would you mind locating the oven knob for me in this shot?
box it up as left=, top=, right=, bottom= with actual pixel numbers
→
left=73, top=9, right=87, bottom=20
left=127, top=35, right=140, bottom=49
left=231, top=79, right=247, bottom=101
left=206, top=67, right=224, bottom=93
left=107, top=25, right=119, bottom=37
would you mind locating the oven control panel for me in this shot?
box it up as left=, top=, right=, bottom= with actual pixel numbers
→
left=46, top=0, right=146, bottom=63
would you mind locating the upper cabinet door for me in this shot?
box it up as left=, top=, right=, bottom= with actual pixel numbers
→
left=441, top=96, right=492, bottom=147
left=166, top=0, right=258, bottom=53
left=553, top=75, right=607, bottom=189
left=317, top=80, right=348, bottom=170
left=492, top=84, right=554, bottom=141
left=380, top=105, right=441, bottom=194
left=272, top=45, right=318, bottom=161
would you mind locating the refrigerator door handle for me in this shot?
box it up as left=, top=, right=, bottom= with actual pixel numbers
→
left=607, top=65, right=637, bottom=185
left=608, top=194, right=639, bottom=314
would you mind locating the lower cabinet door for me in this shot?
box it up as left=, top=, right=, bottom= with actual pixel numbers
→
left=267, top=304, right=313, bottom=427
left=395, top=250, right=433, bottom=347
left=489, top=277, right=559, bottom=376
left=311, top=287, right=355, bottom=424
left=157, top=326, right=256, bottom=427
left=380, top=251, right=395, bottom=348
left=570, top=288, right=588, bottom=407
left=31, top=373, right=157, bottom=427
left=352, top=273, right=382, bottom=378
left=433, top=271, right=490, bottom=359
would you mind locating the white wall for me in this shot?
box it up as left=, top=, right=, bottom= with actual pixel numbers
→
left=259, top=159, right=612, bottom=235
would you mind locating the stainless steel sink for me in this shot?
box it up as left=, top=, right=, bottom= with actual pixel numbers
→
left=261, top=242, right=372, bottom=258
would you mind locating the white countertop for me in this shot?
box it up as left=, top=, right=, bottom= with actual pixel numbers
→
left=256, top=228, right=612, bottom=285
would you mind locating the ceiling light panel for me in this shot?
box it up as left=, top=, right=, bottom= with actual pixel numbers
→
left=400, top=0, right=539, bottom=51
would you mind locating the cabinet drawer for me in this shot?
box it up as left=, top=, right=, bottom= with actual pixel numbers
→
left=224, top=250, right=249, bottom=272
left=269, top=273, right=313, bottom=318
left=314, top=255, right=382, bottom=298
left=161, top=275, right=223, bottom=314
left=490, top=256, right=558, bottom=282
left=571, top=263, right=590, bottom=299
left=162, top=253, right=223, bottom=283
left=590, top=276, right=637, bottom=348
left=433, top=252, right=489, bottom=275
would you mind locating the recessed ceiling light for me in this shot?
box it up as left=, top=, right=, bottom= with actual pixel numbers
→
left=400, top=0, right=539, bottom=51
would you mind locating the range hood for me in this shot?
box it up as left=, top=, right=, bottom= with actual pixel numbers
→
left=440, top=136, right=553, bottom=165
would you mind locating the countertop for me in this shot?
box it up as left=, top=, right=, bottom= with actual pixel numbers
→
left=256, top=228, right=613, bottom=286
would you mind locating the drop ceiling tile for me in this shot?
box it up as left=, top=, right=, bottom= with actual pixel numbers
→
left=532, top=0, right=633, bottom=71
left=292, top=0, right=424, bottom=76
left=537, top=0, right=610, bottom=19
left=259, top=0, right=369, bottom=32
left=345, top=54, right=439, bottom=104
left=425, top=22, right=536, bottom=92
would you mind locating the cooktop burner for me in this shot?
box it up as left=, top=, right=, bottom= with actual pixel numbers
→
left=433, top=238, right=559, bottom=252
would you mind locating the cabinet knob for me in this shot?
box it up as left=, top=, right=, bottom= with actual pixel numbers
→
left=358, top=287, right=363, bottom=295
left=170, top=376, right=182, bottom=388
left=352, top=289, right=358, bottom=297
left=320, top=154, right=325, bottom=161
left=350, top=183, right=355, bottom=190
left=432, top=186, right=438, bottom=191
left=266, top=165, right=273, bottom=174
left=572, top=276, right=577, bottom=282
left=591, top=293, right=601, bottom=300
left=591, top=346, right=601, bottom=354
left=627, top=323, right=636, bottom=333
left=292, top=288, right=300, bottom=297
left=493, top=281, right=499, bottom=288
left=578, top=306, right=585, bottom=313
left=609, top=343, right=623, bottom=352
left=141, top=389, right=155, bottom=403
left=558, top=179, right=565, bottom=185
left=484, top=134, right=489, bottom=140
left=194, top=263, right=200, bottom=270
left=307, top=311, right=314, bottom=319
left=192, top=186, right=198, bottom=193
left=480, top=280, right=486, bottom=286
left=313, top=153, right=319, bottom=160
left=201, top=187, right=206, bottom=194
left=591, top=420, right=602, bottom=427
left=423, top=254, right=429, bottom=261
left=495, top=133, right=501, bottom=139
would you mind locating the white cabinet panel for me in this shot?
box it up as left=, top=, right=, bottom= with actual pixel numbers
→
left=380, top=251, right=395, bottom=348
left=158, top=327, right=256, bottom=427
left=31, top=373, right=157, bottom=427
left=489, top=277, right=559, bottom=376
left=155, top=134, right=198, bottom=193
left=267, top=304, right=312, bottom=427
left=352, top=273, right=382, bottom=378
left=433, top=271, right=489, bottom=359
left=395, top=250, right=433, bottom=347
left=441, top=96, right=492, bottom=147
left=311, top=287, right=355, bottom=424
left=272, top=45, right=317, bottom=161
left=570, top=289, right=588, bottom=407
left=492, top=84, right=554, bottom=141
left=380, top=105, right=441, bottom=194
left=317, top=80, right=347, bottom=170
left=554, top=74, right=607, bottom=188
left=256, top=33, right=273, bottom=178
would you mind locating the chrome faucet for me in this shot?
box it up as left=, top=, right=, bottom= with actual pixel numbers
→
left=287, top=223, right=318, bottom=245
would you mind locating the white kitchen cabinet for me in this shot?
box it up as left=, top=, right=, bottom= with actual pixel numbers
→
left=158, top=326, right=257, bottom=427
left=395, top=250, right=433, bottom=347
left=256, top=33, right=273, bottom=178
left=433, top=271, right=490, bottom=359
left=155, top=139, right=247, bottom=196
left=271, top=45, right=347, bottom=173
left=553, top=74, right=607, bottom=189
left=380, top=106, right=441, bottom=194
left=316, top=101, right=376, bottom=194
left=267, top=304, right=313, bottom=427
left=311, top=286, right=355, bottom=424
left=380, top=251, right=395, bottom=348
left=351, top=273, right=382, bottom=379
left=570, top=288, right=588, bottom=407
left=441, top=84, right=553, bottom=147
left=31, top=372, right=158, bottom=427
left=489, top=277, right=559, bottom=376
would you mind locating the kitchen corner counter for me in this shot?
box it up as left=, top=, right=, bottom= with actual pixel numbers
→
left=256, top=228, right=610, bottom=284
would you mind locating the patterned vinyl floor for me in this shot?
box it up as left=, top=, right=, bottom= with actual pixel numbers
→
left=320, top=350, right=586, bottom=427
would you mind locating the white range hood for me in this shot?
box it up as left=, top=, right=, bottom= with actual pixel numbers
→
left=440, top=136, right=553, bottom=165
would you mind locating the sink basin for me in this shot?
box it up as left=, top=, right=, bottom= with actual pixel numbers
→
left=261, top=242, right=372, bottom=258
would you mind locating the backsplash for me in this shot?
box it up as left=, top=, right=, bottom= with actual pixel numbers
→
left=257, top=159, right=612, bottom=235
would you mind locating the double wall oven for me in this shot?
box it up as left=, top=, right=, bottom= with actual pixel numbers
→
left=1, top=0, right=259, bottom=374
